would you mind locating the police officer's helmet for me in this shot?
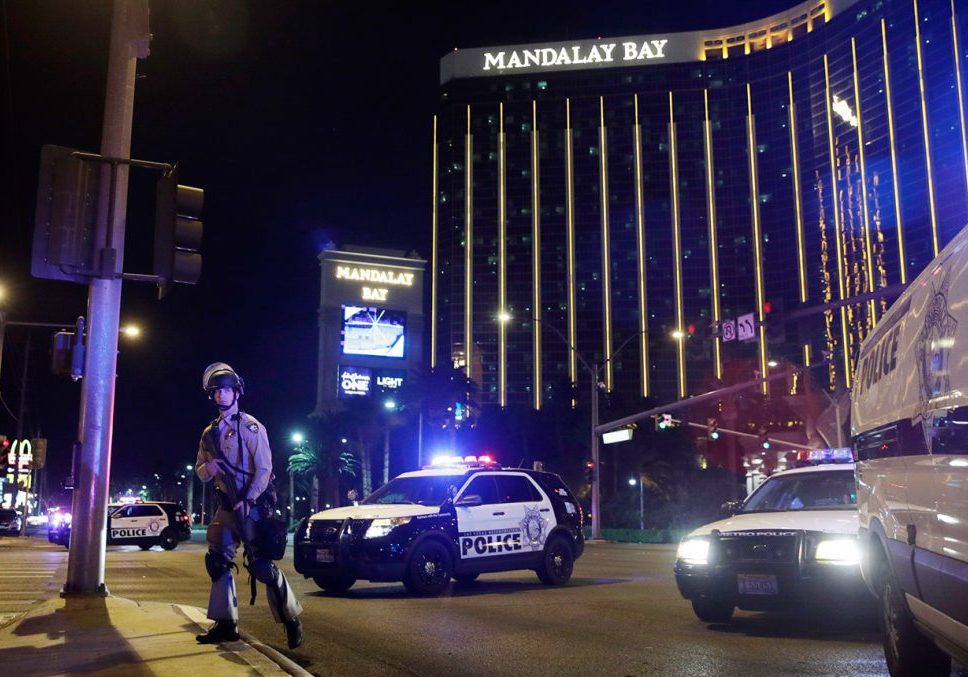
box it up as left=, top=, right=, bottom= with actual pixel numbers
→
left=202, top=362, right=245, bottom=395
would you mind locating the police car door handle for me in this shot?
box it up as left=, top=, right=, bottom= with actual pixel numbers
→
left=540, top=508, right=550, bottom=512
left=492, top=511, right=505, bottom=516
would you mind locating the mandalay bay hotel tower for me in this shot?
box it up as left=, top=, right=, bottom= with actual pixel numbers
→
left=430, top=0, right=968, bottom=411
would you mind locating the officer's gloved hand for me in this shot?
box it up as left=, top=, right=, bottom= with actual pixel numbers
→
left=204, top=460, right=224, bottom=477
left=233, top=499, right=253, bottom=519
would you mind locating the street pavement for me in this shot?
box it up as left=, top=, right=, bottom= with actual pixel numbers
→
left=0, top=530, right=307, bottom=676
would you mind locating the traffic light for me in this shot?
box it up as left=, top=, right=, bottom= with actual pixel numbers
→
left=707, top=419, right=720, bottom=440
left=0, top=435, right=9, bottom=455
left=49, top=316, right=85, bottom=380
left=758, top=428, right=771, bottom=450
left=585, top=460, right=596, bottom=483
left=154, top=169, right=203, bottom=299
left=655, top=413, right=674, bottom=430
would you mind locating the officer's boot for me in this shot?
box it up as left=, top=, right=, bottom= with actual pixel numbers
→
left=196, top=620, right=240, bottom=644
left=284, top=616, right=303, bottom=649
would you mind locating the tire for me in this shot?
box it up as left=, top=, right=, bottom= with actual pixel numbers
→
left=536, top=535, right=574, bottom=585
left=453, top=573, right=480, bottom=584
left=403, top=540, right=453, bottom=596
left=691, top=598, right=734, bottom=624
left=159, top=528, right=178, bottom=551
left=312, top=575, right=356, bottom=593
left=881, top=568, right=950, bottom=676
left=139, top=544, right=152, bottom=551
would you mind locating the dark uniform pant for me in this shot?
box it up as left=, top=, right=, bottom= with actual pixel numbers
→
left=205, top=507, right=303, bottom=623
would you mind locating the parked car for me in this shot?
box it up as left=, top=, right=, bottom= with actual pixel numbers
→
left=852, top=224, right=968, bottom=675
left=675, top=457, right=863, bottom=623
left=294, top=456, right=584, bottom=596
left=0, top=508, right=22, bottom=536
left=50, top=501, right=191, bottom=550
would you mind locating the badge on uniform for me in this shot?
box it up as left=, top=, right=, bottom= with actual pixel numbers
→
left=247, top=422, right=259, bottom=433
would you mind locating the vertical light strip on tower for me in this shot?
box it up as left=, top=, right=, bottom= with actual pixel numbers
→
left=532, top=100, right=542, bottom=410
left=669, top=91, right=686, bottom=399
left=746, top=84, right=769, bottom=396
left=464, top=105, right=474, bottom=377
left=633, top=94, right=650, bottom=397
left=565, top=99, right=578, bottom=404
left=914, top=0, right=940, bottom=256
left=824, top=56, right=853, bottom=388
left=703, top=89, right=722, bottom=380
left=498, top=103, right=507, bottom=408
left=599, top=96, right=614, bottom=392
left=881, top=19, right=907, bottom=283
left=431, top=115, right=438, bottom=370
left=852, top=38, right=877, bottom=321
left=787, top=73, right=808, bottom=304
left=953, top=0, right=968, bottom=193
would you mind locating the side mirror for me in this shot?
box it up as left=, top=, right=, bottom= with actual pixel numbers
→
left=721, top=500, right=743, bottom=517
left=455, top=494, right=483, bottom=507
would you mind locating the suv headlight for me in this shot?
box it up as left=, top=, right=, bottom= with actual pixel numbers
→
left=814, top=538, right=860, bottom=565
left=677, top=538, right=710, bottom=565
left=364, top=516, right=412, bottom=539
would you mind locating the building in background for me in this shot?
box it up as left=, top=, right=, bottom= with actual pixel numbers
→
left=314, top=245, right=426, bottom=414
left=431, top=0, right=968, bottom=411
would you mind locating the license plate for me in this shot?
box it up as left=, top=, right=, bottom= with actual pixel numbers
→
left=737, top=573, right=778, bottom=595
left=316, top=548, right=334, bottom=563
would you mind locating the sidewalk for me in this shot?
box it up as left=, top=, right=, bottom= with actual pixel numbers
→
left=0, top=593, right=310, bottom=676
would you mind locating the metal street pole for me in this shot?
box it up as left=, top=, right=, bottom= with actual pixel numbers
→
left=590, top=363, right=601, bottom=540
left=638, top=478, right=644, bottom=531
left=65, top=0, right=148, bottom=596
left=289, top=470, right=295, bottom=529
left=186, top=474, right=194, bottom=524
left=200, top=479, right=207, bottom=526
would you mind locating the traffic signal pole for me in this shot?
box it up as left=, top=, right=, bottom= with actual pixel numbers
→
left=65, top=0, right=148, bottom=596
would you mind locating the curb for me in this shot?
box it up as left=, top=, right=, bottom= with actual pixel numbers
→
left=177, top=604, right=312, bottom=676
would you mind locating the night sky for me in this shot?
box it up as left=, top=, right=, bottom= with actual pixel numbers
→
left=0, top=0, right=795, bottom=504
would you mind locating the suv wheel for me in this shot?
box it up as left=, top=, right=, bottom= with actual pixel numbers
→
left=403, top=540, right=452, bottom=596
left=691, top=598, right=734, bottom=623
left=312, top=575, right=356, bottom=593
left=159, top=528, right=178, bottom=551
left=139, top=544, right=153, bottom=551
left=536, top=535, right=574, bottom=585
left=882, top=567, right=950, bottom=676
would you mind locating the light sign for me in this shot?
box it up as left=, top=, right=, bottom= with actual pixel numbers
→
left=483, top=39, right=669, bottom=72
left=341, top=306, right=406, bottom=359
left=602, top=428, right=634, bottom=445
left=831, top=95, right=858, bottom=128
left=338, top=366, right=372, bottom=398
left=335, top=265, right=415, bottom=303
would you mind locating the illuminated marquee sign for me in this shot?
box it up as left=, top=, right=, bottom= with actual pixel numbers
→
left=339, top=366, right=372, bottom=398
left=337, top=365, right=406, bottom=399
left=335, top=265, right=414, bottom=303
left=5, top=440, right=33, bottom=490
left=482, top=39, right=668, bottom=72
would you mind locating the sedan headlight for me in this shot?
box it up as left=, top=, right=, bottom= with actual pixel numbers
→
left=364, top=516, right=412, bottom=539
left=814, top=538, right=860, bottom=565
left=677, top=538, right=710, bottom=565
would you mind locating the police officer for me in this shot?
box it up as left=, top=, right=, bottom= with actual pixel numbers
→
left=194, top=362, right=303, bottom=648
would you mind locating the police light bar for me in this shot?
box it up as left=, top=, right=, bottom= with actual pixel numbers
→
left=795, top=448, right=854, bottom=464
left=428, top=453, right=499, bottom=468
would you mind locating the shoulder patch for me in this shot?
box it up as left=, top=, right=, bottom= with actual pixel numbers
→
left=247, top=421, right=259, bottom=433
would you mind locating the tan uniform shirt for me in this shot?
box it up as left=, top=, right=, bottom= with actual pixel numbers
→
left=195, top=405, right=272, bottom=503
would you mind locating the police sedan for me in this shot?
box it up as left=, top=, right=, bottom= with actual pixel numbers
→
left=294, top=456, right=585, bottom=596
left=674, top=455, right=864, bottom=623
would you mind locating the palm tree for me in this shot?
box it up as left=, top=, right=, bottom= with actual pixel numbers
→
left=288, top=432, right=358, bottom=511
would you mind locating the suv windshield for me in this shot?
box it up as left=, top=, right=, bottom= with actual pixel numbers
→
left=741, top=469, right=857, bottom=512
left=363, top=475, right=462, bottom=506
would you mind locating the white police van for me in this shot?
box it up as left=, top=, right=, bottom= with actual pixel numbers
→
left=674, top=454, right=863, bottom=623
left=852, top=225, right=968, bottom=676
left=293, top=456, right=585, bottom=596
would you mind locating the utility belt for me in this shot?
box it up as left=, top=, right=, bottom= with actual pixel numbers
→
left=214, top=484, right=278, bottom=515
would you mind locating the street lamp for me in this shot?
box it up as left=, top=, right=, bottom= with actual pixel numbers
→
left=629, top=477, right=644, bottom=531
left=184, top=464, right=194, bottom=524
left=120, top=323, right=141, bottom=339
left=499, top=314, right=644, bottom=540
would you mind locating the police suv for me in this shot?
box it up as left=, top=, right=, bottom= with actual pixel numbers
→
left=674, top=454, right=864, bottom=623
left=293, top=456, right=584, bottom=596
left=50, top=500, right=191, bottom=550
